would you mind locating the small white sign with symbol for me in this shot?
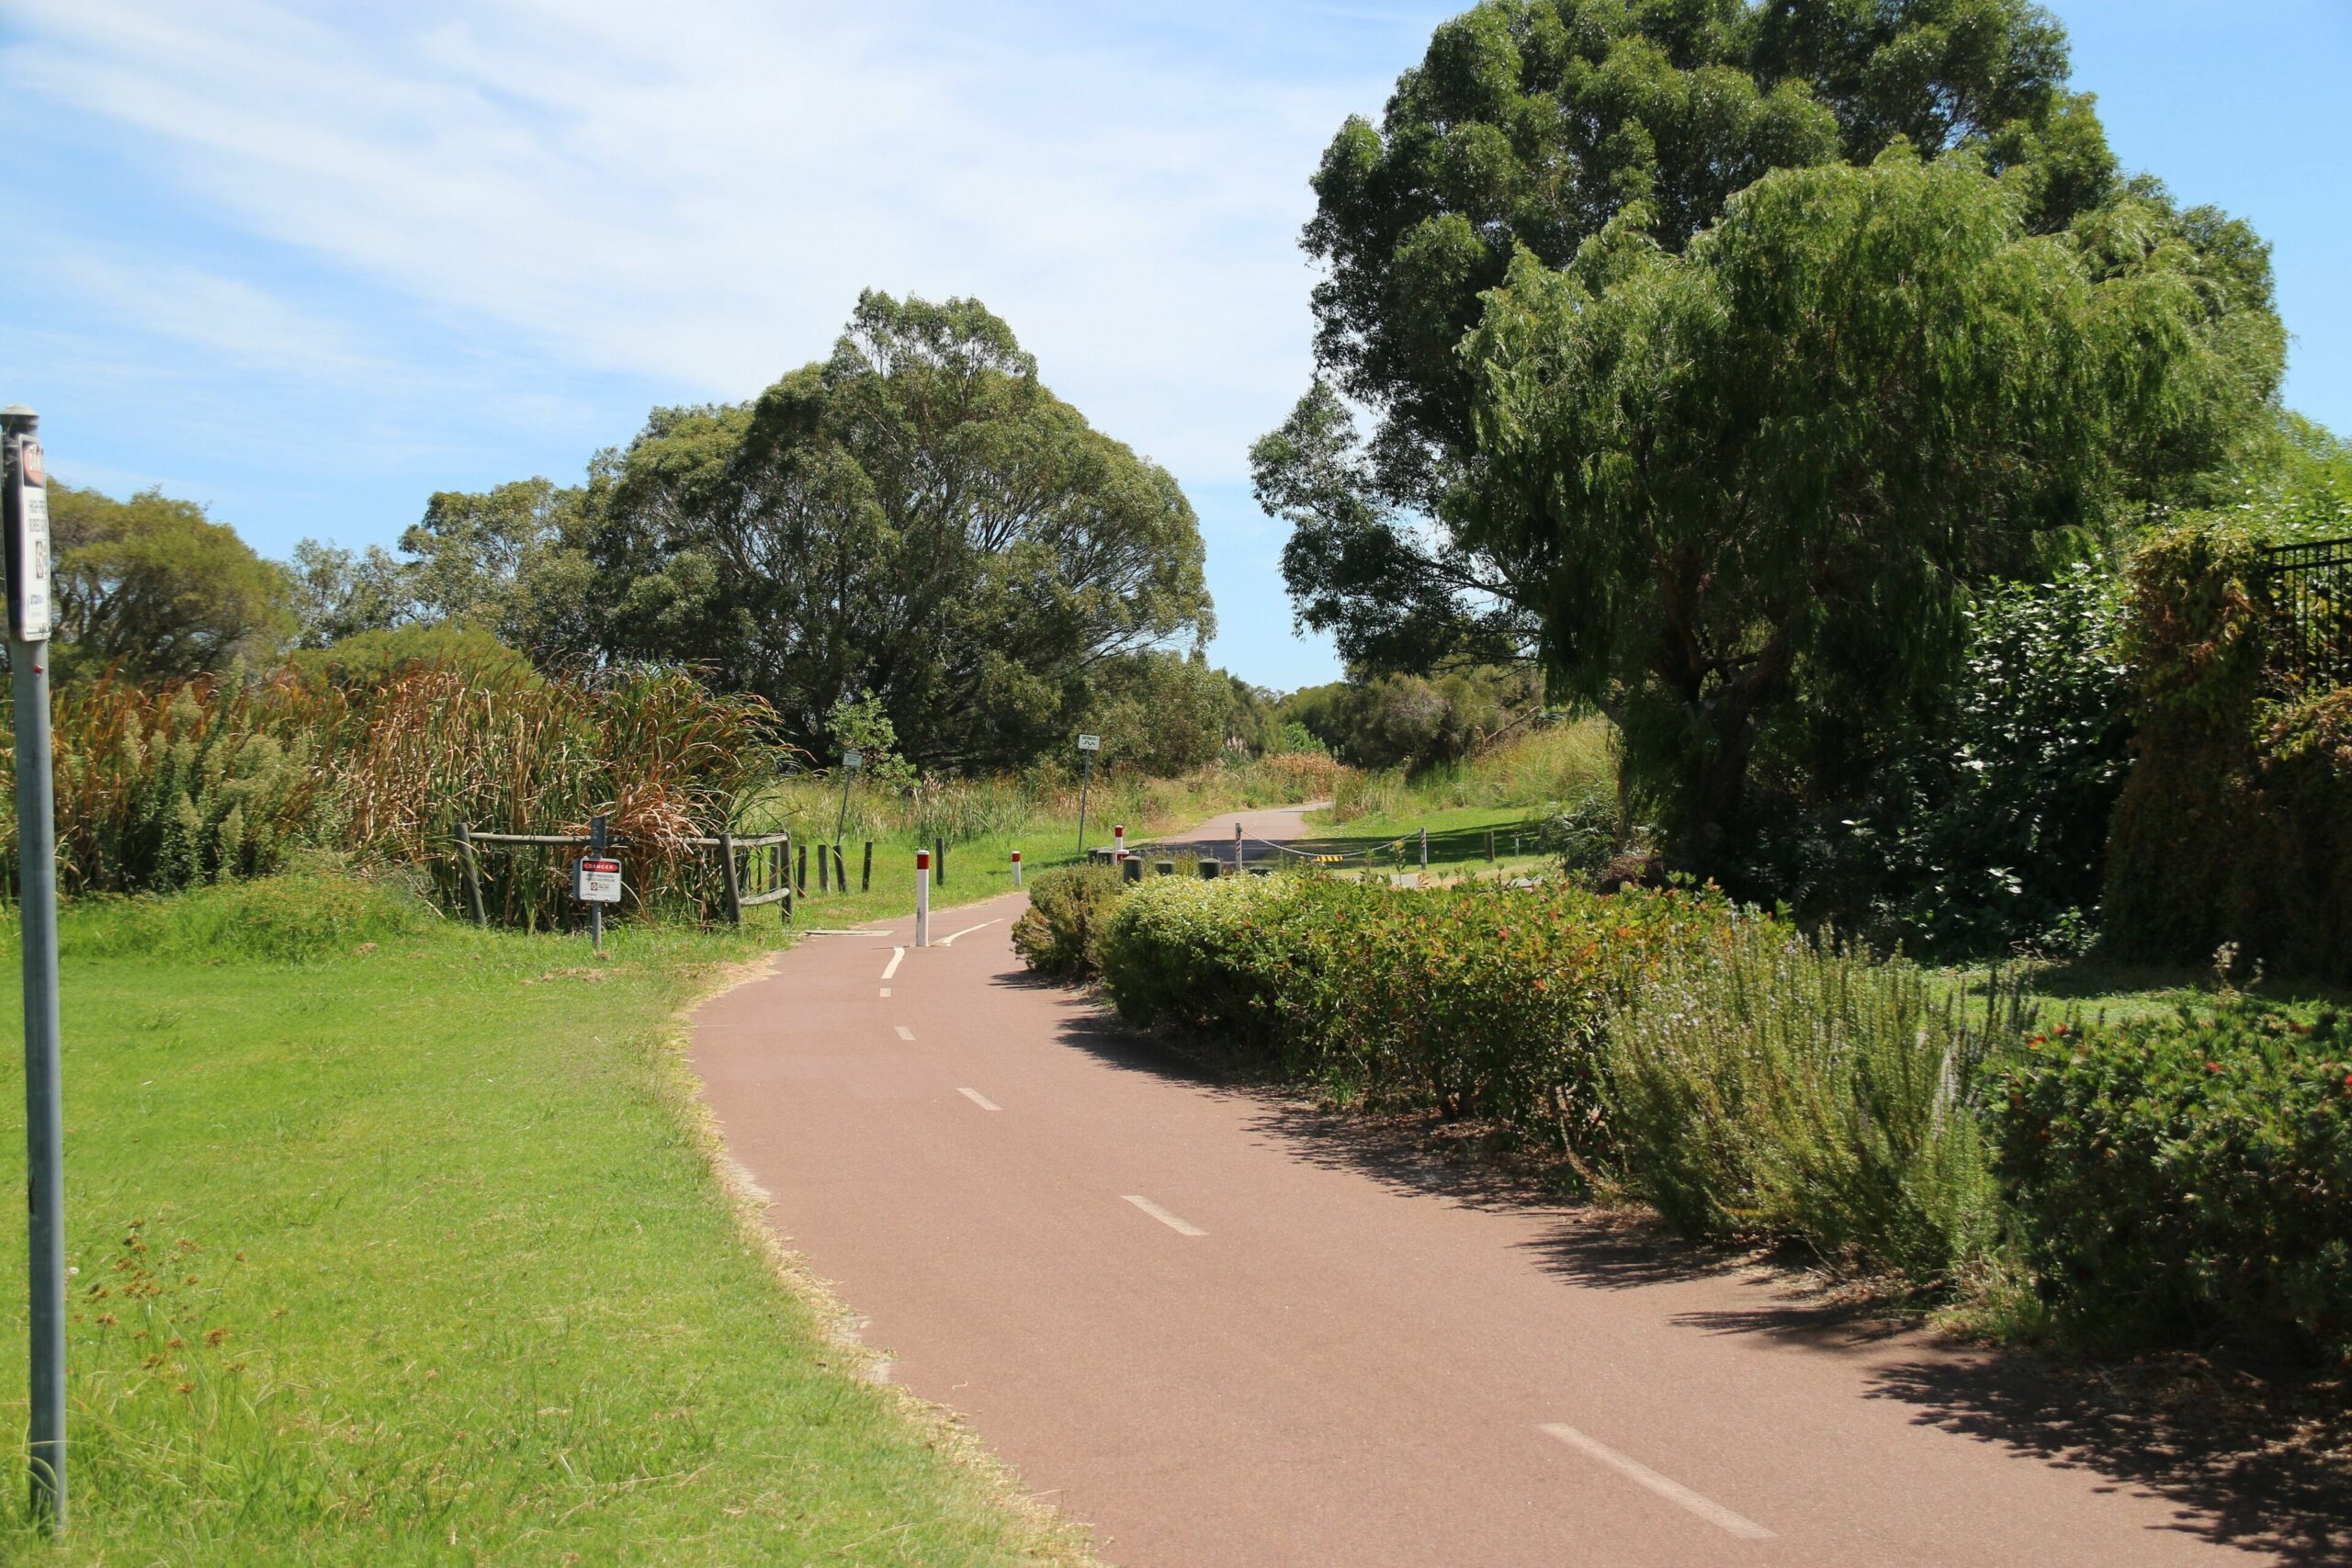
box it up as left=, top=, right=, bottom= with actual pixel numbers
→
left=1077, top=733, right=1101, bottom=751
left=574, top=856, right=622, bottom=903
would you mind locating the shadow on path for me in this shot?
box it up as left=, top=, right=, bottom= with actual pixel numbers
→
left=1013, top=960, right=2352, bottom=1562
left=1866, top=1352, right=2352, bottom=1565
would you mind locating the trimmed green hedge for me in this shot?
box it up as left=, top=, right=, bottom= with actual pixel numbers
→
left=1028, top=867, right=2352, bottom=1362
left=1096, top=874, right=1726, bottom=1156
left=1008, top=863, right=1127, bottom=978
left=1993, top=999, right=2352, bottom=1362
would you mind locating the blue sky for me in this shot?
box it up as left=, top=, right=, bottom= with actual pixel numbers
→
left=2, top=1, right=2346, bottom=693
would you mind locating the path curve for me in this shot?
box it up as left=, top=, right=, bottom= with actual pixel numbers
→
left=692, top=805, right=2314, bottom=1566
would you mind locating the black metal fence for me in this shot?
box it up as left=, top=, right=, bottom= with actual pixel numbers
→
left=2264, top=536, right=2352, bottom=693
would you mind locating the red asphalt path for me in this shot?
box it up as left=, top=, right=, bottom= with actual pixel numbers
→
left=693, top=807, right=2295, bottom=1567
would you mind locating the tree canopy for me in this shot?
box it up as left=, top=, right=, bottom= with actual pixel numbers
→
left=291, top=293, right=1220, bottom=773
left=578, top=291, right=1212, bottom=767
left=47, top=483, right=295, bottom=682
left=1461, top=149, right=2276, bottom=863
left=1263, top=0, right=2276, bottom=671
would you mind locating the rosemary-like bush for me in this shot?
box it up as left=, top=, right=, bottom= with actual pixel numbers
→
left=1605, top=919, right=2033, bottom=1284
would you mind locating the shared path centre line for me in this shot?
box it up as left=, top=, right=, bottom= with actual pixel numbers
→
left=691, top=801, right=2267, bottom=1568
left=935, top=918, right=1000, bottom=946
left=879, top=945, right=905, bottom=981
left=1537, top=1423, right=1775, bottom=1540
left=1121, top=1194, right=1206, bottom=1236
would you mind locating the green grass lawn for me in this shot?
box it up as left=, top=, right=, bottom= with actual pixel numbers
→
left=0, top=874, right=1090, bottom=1564
left=1296, top=801, right=1560, bottom=882
left=1929, top=950, right=2352, bottom=1028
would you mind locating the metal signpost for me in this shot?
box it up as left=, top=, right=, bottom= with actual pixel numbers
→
left=833, top=750, right=862, bottom=853
left=4, top=404, right=63, bottom=1531
left=574, top=812, right=620, bottom=952
left=914, top=849, right=933, bottom=947
left=1073, top=733, right=1100, bottom=853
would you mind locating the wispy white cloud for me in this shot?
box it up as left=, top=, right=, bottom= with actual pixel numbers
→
left=3, top=0, right=1419, bottom=479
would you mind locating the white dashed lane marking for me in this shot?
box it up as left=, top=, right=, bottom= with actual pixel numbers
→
left=937, top=919, right=999, bottom=946
left=1538, top=1424, right=1774, bottom=1540
left=895, top=1025, right=915, bottom=1042
left=1122, top=1195, right=1205, bottom=1237
left=880, top=947, right=905, bottom=981
left=957, top=1088, right=1002, bottom=1111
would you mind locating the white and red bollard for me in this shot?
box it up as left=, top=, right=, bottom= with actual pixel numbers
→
left=1011, top=849, right=1023, bottom=888
left=1113, top=824, right=1126, bottom=861
left=914, top=848, right=932, bottom=947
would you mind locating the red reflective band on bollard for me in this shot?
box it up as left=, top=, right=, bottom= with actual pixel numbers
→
left=916, top=851, right=932, bottom=870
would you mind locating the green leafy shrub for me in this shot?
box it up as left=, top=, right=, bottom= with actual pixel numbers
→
left=1542, top=796, right=1622, bottom=878
left=1991, top=998, right=2352, bottom=1362
left=1092, top=873, right=1307, bottom=1055
left=58, top=868, right=442, bottom=964
left=1097, top=873, right=1727, bottom=1154
left=1873, top=568, right=2130, bottom=954
left=1605, top=921, right=2030, bottom=1283
left=1009, top=864, right=1130, bottom=979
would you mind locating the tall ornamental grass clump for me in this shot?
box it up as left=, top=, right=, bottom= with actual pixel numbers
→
left=1603, top=920, right=2030, bottom=1284
left=348, top=667, right=785, bottom=927
left=6, top=673, right=348, bottom=894
left=5, top=665, right=786, bottom=927
left=1992, top=998, right=2352, bottom=1361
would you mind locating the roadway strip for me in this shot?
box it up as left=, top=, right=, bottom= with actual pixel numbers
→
left=1538, top=1424, right=1775, bottom=1540
left=957, top=1088, right=1003, bottom=1111
left=936, top=919, right=1001, bottom=947
left=880, top=946, right=905, bottom=981
left=1122, top=1194, right=1206, bottom=1236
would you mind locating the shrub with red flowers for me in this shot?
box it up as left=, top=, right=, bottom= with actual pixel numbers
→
left=1991, top=998, right=2352, bottom=1362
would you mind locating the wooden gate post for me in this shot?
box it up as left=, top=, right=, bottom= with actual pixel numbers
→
left=718, top=829, right=744, bottom=925
left=455, top=822, right=489, bottom=926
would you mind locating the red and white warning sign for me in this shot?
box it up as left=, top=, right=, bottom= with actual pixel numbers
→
left=574, top=856, right=622, bottom=903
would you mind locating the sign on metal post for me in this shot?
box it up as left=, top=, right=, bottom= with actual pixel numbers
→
left=574, top=857, right=622, bottom=903
left=5, top=404, right=64, bottom=1533
left=833, top=749, right=863, bottom=852
left=578, top=812, right=615, bottom=952
left=914, top=849, right=933, bottom=948
left=1073, top=734, right=1100, bottom=853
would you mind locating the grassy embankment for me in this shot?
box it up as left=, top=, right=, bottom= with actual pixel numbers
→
left=1299, top=720, right=1614, bottom=882
left=0, top=872, right=1091, bottom=1564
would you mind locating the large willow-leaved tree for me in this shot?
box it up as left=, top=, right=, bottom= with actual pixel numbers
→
left=1462, top=150, right=2275, bottom=863
left=1259, top=0, right=2275, bottom=671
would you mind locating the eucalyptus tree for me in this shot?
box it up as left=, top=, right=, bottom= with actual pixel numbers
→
left=581, top=291, right=1212, bottom=767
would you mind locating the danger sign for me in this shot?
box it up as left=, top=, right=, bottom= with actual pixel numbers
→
left=574, top=856, right=622, bottom=903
